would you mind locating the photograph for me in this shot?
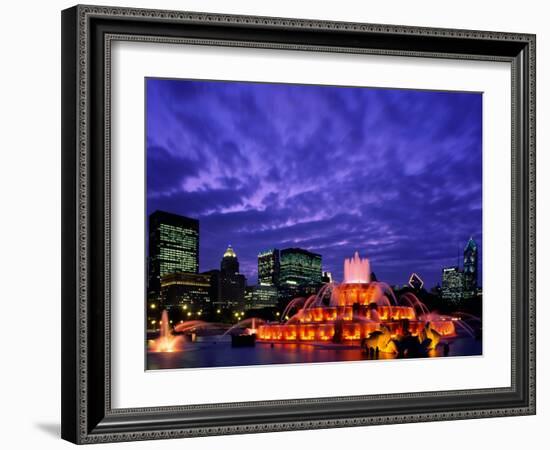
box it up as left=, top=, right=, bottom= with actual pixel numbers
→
left=145, top=78, right=483, bottom=370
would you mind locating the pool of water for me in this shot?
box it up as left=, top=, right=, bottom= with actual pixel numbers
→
left=147, top=335, right=482, bottom=370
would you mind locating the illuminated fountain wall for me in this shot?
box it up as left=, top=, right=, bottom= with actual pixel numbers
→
left=257, top=252, right=457, bottom=352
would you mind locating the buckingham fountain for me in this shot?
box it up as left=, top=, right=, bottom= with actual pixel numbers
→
left=256, top=252, right=459, bottom=355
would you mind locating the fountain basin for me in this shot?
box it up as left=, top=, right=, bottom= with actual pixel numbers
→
left=257, top=318, right=455, bottom=344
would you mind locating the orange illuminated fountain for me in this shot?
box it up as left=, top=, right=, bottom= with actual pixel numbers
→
left=149, top=309, right=183, bottom=352
left=257, top=252, right=460, bottom=355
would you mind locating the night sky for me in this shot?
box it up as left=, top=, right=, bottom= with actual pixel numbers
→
left=146, top=78, right=482, bottom=289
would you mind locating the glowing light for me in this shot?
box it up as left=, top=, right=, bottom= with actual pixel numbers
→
left=223, top=245, right=237, bottom=258
left=150, top=303, right=156, bottom=309
left=256, top=252, right=465, bottom=351
left=149, top=310, right=183, bottom=353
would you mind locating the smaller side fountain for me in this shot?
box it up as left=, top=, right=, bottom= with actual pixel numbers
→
left=149, top=310, right=183, bottom=352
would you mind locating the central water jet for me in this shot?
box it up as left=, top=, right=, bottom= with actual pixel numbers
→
left=343, top=251, right=370, bottom=284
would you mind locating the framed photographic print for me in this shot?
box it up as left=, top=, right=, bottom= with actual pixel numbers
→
left=61, top=5, right=536, bottom=444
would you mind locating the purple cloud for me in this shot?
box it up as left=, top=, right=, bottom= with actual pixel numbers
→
left=146, top=79, right=482, bottom=288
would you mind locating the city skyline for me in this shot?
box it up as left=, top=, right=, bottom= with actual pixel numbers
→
left=146, top=78, right=483, bottom=288
left=148, top=208, right=480, bottom=291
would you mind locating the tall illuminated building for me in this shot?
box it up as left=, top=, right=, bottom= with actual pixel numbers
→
left=279, top=248, right=322, bottom=286
left=148, top=210, right=199, bottom=296
left=221, top=245, right=239, bottom=274
left=219, top=245, right=246, bottom=308
left=463, top=237, right=478, bottom=299
left=258, top=249, right=280, bottom=286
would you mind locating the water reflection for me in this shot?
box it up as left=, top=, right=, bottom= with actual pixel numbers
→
left=147, top=335, right=481, bottom=370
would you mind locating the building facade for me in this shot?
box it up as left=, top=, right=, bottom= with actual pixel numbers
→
left=258, top=249, right=280, bottom=286
left=203, top=269, right=221, bottom=306
left=441, top=266, right=464, bottom=303
left=244, top=284, right=279, bottom=310
left=279, top=248, right=322, bottom=286
left=148, top=210, right=199, bottom=296
left=160, top=272, right=211, bottom=309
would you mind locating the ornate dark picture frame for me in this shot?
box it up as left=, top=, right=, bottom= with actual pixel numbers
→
left=61, top=4, right=536, bottom=444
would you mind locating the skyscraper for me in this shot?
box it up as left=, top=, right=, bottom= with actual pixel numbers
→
left=279, top=248, right=322, bottom=286
left=148, top=210, right=199, bottom=296
left=219, top=245, right=246, bottom=308
left=258, top=249, right=280, bottom=286
left=463, top=237, right=478, bottom=298
left=441, top=267, right=463, bottom=303
left=221, top=245, right=239, bottom=274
